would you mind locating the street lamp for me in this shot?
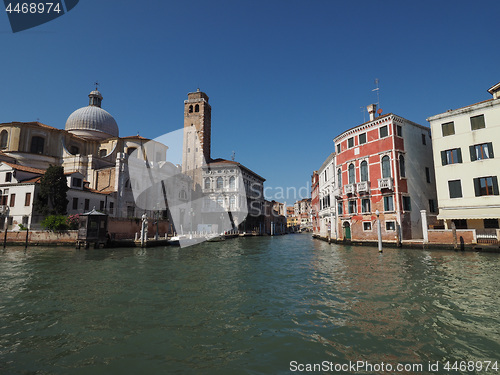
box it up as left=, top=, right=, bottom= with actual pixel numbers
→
left=376, top=209, right=382, bottom=253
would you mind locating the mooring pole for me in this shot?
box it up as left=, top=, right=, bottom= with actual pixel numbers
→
left=376, top=209, right=383, bottom=253
left=25, top=227, right=29, bottom=250
left=3, top=227, right=7, bottom=249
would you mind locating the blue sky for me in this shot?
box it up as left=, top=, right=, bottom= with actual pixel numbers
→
left=1, top=0, right=499, bottom=203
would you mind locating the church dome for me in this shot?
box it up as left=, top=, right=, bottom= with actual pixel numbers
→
left=65, top=89, right=119, bottom=140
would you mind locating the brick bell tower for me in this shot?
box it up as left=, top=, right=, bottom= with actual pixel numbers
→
left=182, top=89, right=211, bottom=189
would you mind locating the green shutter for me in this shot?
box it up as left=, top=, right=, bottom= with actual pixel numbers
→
left=441, top=151, right=447, bottom=166
left=493, top=176, right=499, bottom=195
left=457, top=148, right=462, bottom=163
left=488, top=142, right=494, bottom=158
left=470, top=145, right=476, bottom=162
left=473, top=178, right=481, bottom=197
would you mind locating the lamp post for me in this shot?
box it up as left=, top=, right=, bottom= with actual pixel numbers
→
left=376, top=209, right=382, bottom=252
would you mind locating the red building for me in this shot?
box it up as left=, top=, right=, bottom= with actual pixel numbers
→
left=311, top=171, right=320, bottom=235
left=333, top=105, right=437, bottom=243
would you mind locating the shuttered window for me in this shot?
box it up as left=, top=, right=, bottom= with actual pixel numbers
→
left=441, top=148, right=462, bottom=165
left=441, top=122, right=455, bottom=136
left=469, top=143, right=494, bottom=161
left=473, top=176, right=499, bottom=196
left=470, top=114, right=485, bottom=130
left=448, top=180, right=463, bottom=198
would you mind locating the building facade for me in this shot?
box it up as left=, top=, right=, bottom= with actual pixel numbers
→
left=334, top=104, right=437, bottom=242
left=317, top=152, right=336, bottom=239
left=427, top=82, right=500, bottom=231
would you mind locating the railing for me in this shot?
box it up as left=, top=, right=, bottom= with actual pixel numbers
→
left=476, top=229, right=499, bottom=244
left=378, top=177, right=393, bottom=190
left=344, top=183, right=356, bottom=195
left=356, top=181, right=370, bottom=193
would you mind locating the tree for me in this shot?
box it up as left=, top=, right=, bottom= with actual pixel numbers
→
left=34, top=165, right=69, bottom=215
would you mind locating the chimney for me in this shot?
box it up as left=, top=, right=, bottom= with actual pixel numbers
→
left=488, top=82, right=500, bottom=100
left=367, top=104, right=377, bottom=121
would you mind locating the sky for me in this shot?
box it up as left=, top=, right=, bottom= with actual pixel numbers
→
left=1, top=0, right=499, bottom=203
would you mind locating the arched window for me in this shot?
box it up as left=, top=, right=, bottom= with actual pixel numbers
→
left=195, top=104, right=199, bottom=112
left=229, top=176, right=235, bottom=189
left=217, top=196, right=224, bottom=208
left=360, top=160, right=368, bottom=182
left=127, top=147, right=137, bottom=156
left=348, top=163, right=355, bottom=184
left=189, top=105, right=193, bottom=113
left=399, top=155, right=406, bottom=178
left=70, top=145, right=79, bottom=155
left=30, top=136, right=44, bottom=154
left=216, top=177, right=223, bottom=189
left=382, top=155, right=391, bottom=178
left=204, top=178, right=211, bottom=189
left=230, top=195, right=236, bottom=209
left=0, top=130, right=8, bottom=149
left=337, top=168, right=342, bottom=186
left=179, top=190, right=187, bottom=200
left=100, top=149, right=107, bottom=157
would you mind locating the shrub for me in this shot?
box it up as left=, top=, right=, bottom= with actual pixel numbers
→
left=41, top=215, right=69, bottom=231
left=67, top=214, right=80, bottom=230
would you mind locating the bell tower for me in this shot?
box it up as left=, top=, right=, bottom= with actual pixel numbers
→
left=182, top=89, right=211, bottom=188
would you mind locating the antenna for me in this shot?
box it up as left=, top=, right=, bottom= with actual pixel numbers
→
left=360, top=106, right=366, bottom=123
left=372, top=78, right=380, bottom=108
left=231, top=151, right=235, bottom=161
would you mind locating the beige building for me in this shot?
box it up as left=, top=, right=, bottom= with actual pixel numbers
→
left=427, top=81, right=500, bottom=230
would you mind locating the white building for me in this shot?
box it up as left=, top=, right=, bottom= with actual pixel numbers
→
left=318, top=152, right=337, bottom=239
left=427, top=81, right=500, bottom=231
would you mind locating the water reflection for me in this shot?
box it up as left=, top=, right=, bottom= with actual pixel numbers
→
left=0, top=237, right=499, bottom=374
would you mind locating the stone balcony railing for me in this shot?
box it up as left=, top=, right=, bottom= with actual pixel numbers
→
left=356, top=181, right=370, bottom=193
left=378, top=177, right=393, bottom=190
left=344, top=183, right=356, bottom=195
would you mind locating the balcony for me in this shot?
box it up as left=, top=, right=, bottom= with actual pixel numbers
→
left=378, top=177, right=393, bottom=190
left=333, top=187, right=342, bottom=198
left=356, top=181, right=370, bottom=193
left=0, top=205, right=8, bottom=214
left=344, top=183, right=356, bottom=195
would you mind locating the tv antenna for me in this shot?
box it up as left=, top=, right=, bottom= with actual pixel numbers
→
left=231, top=151, right=235, bottom=161
left=372, top=78, right=380, bottom=108
left=360, top=106, right=366, bottom=123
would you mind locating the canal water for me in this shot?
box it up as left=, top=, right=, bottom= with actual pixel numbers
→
left=1, top=234, right=499, bottom=374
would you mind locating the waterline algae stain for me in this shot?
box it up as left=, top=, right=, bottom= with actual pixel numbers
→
left=0, top=235, right=499, bottom=374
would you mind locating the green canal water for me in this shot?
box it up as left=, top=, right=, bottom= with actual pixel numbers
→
left=1, top=234, right=499, bottom=374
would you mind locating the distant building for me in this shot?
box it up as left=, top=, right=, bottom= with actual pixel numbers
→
left=334, top=104, right=437, bottom=242
left=294, top=198, right=312, bottom=231
left=311, top=171, right=319, bottom=235
left=427, top=82, right=500, bottom=232
left=317, top=152, right=336, bottom=239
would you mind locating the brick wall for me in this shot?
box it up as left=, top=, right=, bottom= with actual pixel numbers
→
left=428, top=229, right=476, bottom=244
left=4, top=230, right=78, bottom=244
left=108, top=218, right=171, bottom=239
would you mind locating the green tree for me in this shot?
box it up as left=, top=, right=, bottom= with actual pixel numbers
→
left=34, top=165, right=69, bottom=215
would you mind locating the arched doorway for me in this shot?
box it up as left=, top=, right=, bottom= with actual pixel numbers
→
left=343, top=221, right=351, bottom=240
